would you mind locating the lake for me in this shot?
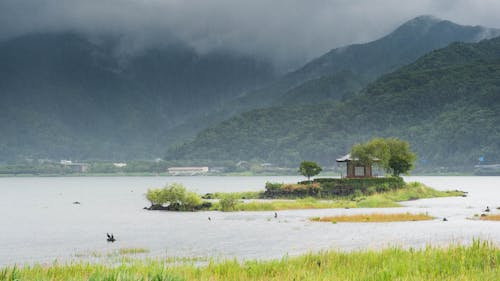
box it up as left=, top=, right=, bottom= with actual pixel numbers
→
left=0, top=176, right=499, bottom=266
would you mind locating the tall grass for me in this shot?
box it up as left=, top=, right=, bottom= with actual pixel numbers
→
left=1, top=241, right=498, bottom=280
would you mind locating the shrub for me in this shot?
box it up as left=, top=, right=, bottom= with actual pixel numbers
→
left=265, top=182, right=283, bottom=191
left=145, top=183, right=204, bottom=211
left=263, top=183, right=321, bottom=198
left=219, top=195, right=240, bottom=211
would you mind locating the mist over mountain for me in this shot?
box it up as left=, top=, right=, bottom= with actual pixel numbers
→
left=166, top=36, right=500, bottom=171
left=2, top=12, right=500, bottom=165
left=235, top=15, right=500, bottom=107
left=0, top=32, right=276, bottom=161
left=166, top=16, right=500, bottom=140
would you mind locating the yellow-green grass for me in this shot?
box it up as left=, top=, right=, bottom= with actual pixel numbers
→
left=207, top=191, right=262, bottom=199
left=117, top=248, right=150, bottom=255
left=481, top=214, right=500, bottom=221
left=310, top=212, right=433, bottom=223
left=381, top=181, right=463, bottom=201
left=211, top=182, right=462, bottom=211
left=1, top=241, right=499, bottom=281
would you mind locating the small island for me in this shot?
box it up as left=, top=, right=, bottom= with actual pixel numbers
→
left=144, top=138, right=464, bottom=212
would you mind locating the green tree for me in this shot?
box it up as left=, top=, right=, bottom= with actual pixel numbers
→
left=145, top=183, right=203, bottom=210
left=298, top=161, right=322, bottom=180
left=385, top=138, right=416, bottom=176
left=351, top=138, right=416, bottom=176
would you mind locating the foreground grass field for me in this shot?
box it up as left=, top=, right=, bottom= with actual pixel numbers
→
left=1, top=241, right=498, bottom=281
left=209, top=182, right=463, bottom=211
left=310, top=212, right=433, bottom=223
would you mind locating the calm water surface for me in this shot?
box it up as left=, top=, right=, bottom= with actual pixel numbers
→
left=0, top=176, right=499, bottom=266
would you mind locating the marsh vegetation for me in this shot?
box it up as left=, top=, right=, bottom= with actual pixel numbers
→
left=1, top=241, right=498, bottom=281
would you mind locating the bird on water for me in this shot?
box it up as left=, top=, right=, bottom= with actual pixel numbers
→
left=106, top=233, right=116, bottom=242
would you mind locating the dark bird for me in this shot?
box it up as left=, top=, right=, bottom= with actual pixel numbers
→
left=274, top=212, right=278, bottom=218
left=317, top=260, right=321, bottom=267
left=72, top=201, right=80, bottom=205
left=443, top=218, right=448, bottom=221
left=485, top=206, right=491, bottom=212
left=106, top=233, right=116, bottom=242
left=208, top=217, right=211, bottom=221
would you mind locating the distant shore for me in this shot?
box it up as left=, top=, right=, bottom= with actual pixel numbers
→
left=0, top=171, right=477, bottom=177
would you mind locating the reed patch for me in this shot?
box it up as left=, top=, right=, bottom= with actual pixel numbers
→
left=310, top=212, right=433, bottom=223
left=480, top=214, right=500, bottom=221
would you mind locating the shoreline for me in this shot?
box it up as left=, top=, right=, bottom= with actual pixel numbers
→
left=0, top=172, right=480, bottom=178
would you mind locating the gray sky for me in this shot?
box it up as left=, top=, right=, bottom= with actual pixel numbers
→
left=1, top=0, right=500, bottom=70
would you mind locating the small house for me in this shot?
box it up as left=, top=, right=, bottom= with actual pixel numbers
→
left=336, top=153, right=378, bottom=178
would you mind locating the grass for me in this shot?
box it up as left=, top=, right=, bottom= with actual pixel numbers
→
left=310, top=212, right=434, bottom=223
left=1, top=240, right=499, bottom=280
left=209, top=182, right=462, bottom=211
left=117, top=248, right=150, bottom=255
left=75, top=248, right=150, bottom=259
left=206, top=191, right=262, bottom=199
left=480, top=215, right=500, bottom=221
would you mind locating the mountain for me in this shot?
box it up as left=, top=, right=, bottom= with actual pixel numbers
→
left=165, top=16, right=500, bottom=140
left=235, top=15, right=500, bottom=107
left=0, top=32, right=276, bottom=161
left=166, top=36, right=500, bottom=171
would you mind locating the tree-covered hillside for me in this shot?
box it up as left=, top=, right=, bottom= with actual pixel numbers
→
left=166, top=36, right=500, bottom=171
left=235, top=15, right=500, bottom=108
left=0, top=32, right=276, bottom=161
left=167, top=15, right=500, bottom=140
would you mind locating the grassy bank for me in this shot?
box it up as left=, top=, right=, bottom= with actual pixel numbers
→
left=1, top=241, right=498, bottom=281
left=209, top=182, right=463, bottom=211
left=310, top=212, right=433, bottom=223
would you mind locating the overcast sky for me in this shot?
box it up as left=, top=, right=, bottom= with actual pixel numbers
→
left=1, top=0, right=500, bottom=70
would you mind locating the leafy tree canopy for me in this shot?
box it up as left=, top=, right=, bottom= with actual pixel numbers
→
left=299, top=161, right=322, bottom=180
left=351, top=138, right=416, bottom=176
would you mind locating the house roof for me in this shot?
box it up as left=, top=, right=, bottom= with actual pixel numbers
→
left=336, top=153, right=380, bottom=162
left=336, top=153, right=354, bottom=162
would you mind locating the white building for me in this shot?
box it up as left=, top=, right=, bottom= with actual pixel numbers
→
left=167, top=166, right=209, bottom=175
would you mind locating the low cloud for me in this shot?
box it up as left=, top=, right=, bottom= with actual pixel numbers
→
left=1, top=0, right=500, bottom=70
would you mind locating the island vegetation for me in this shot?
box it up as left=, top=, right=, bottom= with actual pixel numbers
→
left=145, top=181, right=463, bottom=212
left=146, top=144, right=462, bottom=212
left=298, top=161, right=323, bottom=180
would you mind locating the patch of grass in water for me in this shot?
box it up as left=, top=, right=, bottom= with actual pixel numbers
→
left=117, top=248, right=150, bottom=255
left=480, top=214, right=500, bottom=221
left=310, top=212, right=433, bottom=223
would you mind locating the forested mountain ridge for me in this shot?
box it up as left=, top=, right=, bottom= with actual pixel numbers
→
left=166, top=16, right=500, bottom=138
left=234, top=15, right=500, bottom=107
left=166, top=36, right=500, bottom=171
left=0, top=32, right=276, bottom=161
left=2, top=16, right=500, bottom=164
